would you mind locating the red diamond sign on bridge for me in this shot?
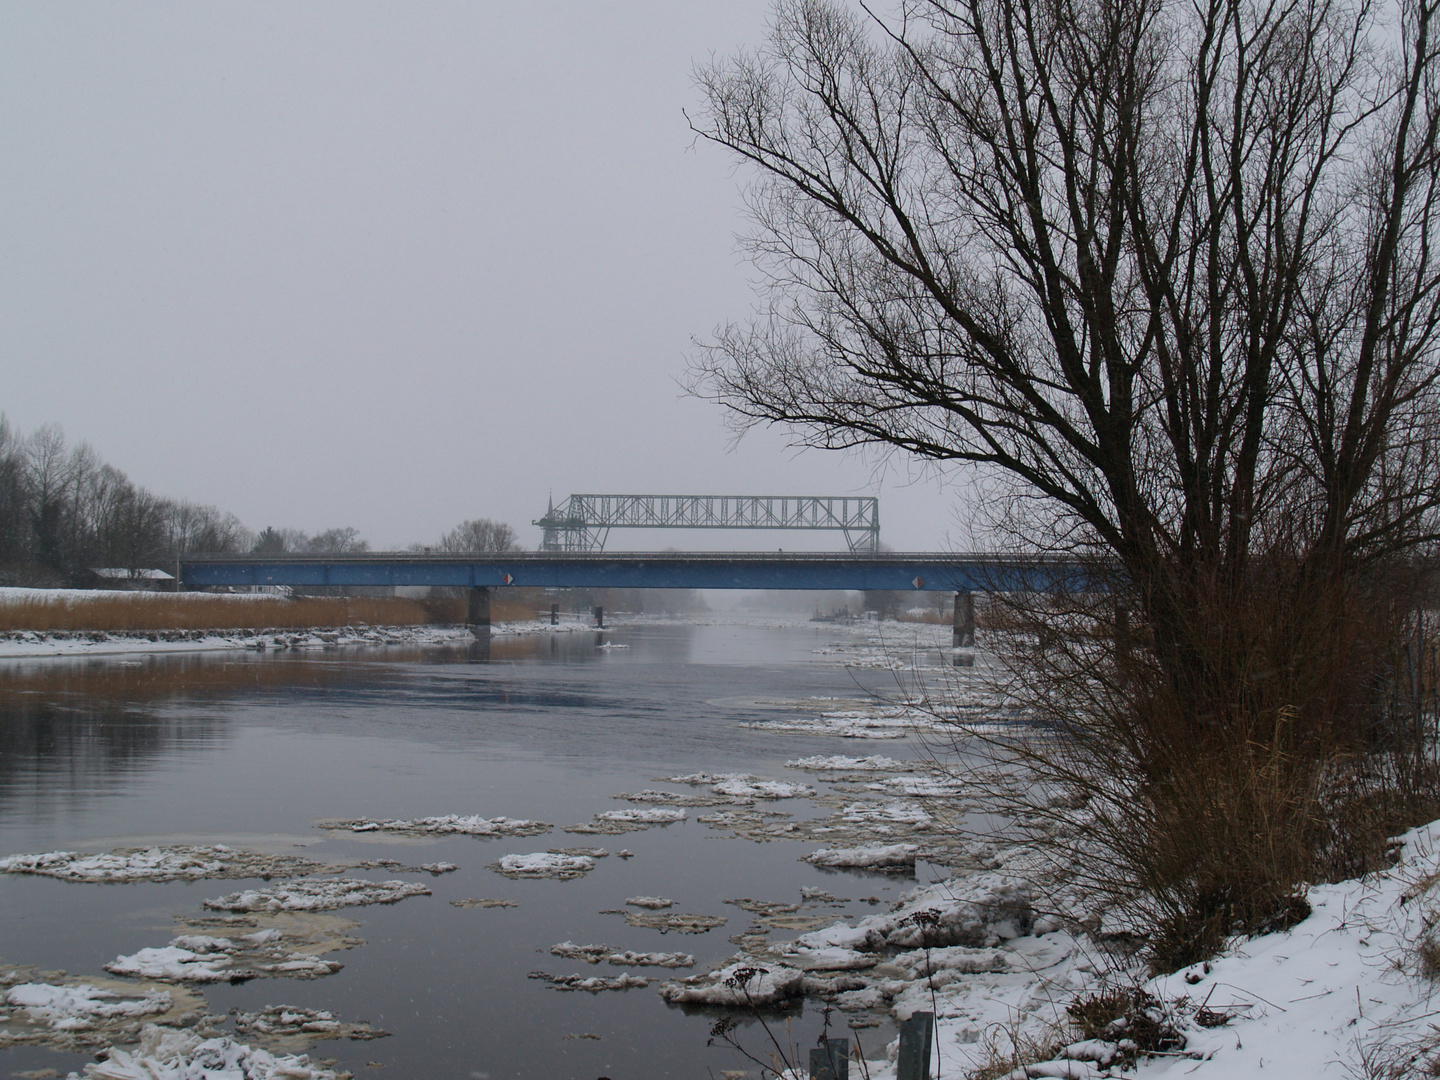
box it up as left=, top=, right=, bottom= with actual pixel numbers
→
left=911, top=576, right=925, bottom=589
left=501, top=573, right=515, bottom=585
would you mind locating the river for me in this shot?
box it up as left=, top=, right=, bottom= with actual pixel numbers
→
left=0, top=617, right=965, bottom=1080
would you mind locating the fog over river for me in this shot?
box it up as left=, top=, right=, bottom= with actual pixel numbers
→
left=0, top=618, right=975, bottom=1079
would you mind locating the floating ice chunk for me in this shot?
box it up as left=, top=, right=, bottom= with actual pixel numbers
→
left=606, top=950, right=693, bottom=968
left=105, top=930, right=345, bottom=984
left=711, top=778, right=815, bottom=799
left=0, top=846, right=322, bottom=883
left=7, top=983, right=172, bottom=1028
left=594, top=808, right=685, bottom=824
left=618, top=910, right=726, bottom=934
left=420, top=862, right=458, bottom=874
left=232, top=1004, right=387, bottom=1043
left=320, top=815, right=551, bottom=838
left=450, top=897, right=517, bottom=908
left=67, top=1023, right=344, bottom=1080
left=841, top=802, right=934, bottom=827
left=528, top=972, right=650, bottom=992
left=490, top=853, right=595, bottom=880
left=659, top=962, right=805, bottom=1007
left=804, top=844, right=919, bottom=871
left=551, top=941, right=613, bottom=964
left=664, top=773, right=816, bottom=799
left=625, top=896, right=674, bottom=909
left=104, top=946, right=239, bottom=984
left=785, top=755, right=907, bottom=771
left=204, top=878, right=431, bottom=912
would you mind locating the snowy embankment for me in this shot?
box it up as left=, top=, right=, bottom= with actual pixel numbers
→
left=675, top=820, right=1440, bottom=1080
left=0, top=624, right=478, bottom=658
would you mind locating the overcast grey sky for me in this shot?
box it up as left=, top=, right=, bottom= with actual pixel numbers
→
left=0, top=3, right=969, bottom=552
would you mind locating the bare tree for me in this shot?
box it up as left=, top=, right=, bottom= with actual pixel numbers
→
left=436, top=518, right=520, bottom=554
left=692, top=0, right=1440, bottom=961
left=305, top=527, right=370, bottom=555
left=693, top=0, right=1440, bottom=727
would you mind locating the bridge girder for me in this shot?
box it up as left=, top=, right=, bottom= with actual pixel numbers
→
left=533, top=494, right=880, bottom=553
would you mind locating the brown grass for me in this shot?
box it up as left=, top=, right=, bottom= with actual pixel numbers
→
left=0, top=591, right=574, bottom=633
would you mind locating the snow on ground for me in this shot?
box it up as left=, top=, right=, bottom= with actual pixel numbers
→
left=319, top=814, right=552, bottom=838
left=680, top=815, right=1440, bottom=1080
left=0, top=846, right=324, bottom=883
left=66, top=1023, right=344, bottom=1080
left=203, top=879, right=431, bottom=912
left=489, top=852, right=596, bottom=880
left=0, top=624, right=478, bottom=659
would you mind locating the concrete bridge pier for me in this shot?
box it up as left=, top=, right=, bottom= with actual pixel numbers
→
left=953, top=591, right=975, bottom=648
left=467, top=587, right=491, bottom=636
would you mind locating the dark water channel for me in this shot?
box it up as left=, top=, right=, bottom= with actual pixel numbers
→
left=0, top=621, right=948, bottom=1080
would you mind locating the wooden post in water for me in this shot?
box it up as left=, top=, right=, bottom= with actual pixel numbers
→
left=593, top=605, right=604, bottom=628
left=953, top=592, right=974, bottom=648
left=550, top=603, right=559, bottom=626
left=467, top=587, right=491, bottom=636
left=809, top=1037, right=849, bottom=1080
left=896, top=1012, right=933, bottom=1080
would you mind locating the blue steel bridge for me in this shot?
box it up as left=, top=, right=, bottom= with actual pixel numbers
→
left=176, top=550, right=1093, bottom=646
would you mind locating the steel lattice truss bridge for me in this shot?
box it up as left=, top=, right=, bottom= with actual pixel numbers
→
left=533, top=494, right=880, bottom=553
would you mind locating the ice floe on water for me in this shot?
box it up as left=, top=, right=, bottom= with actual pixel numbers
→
left=449, top=897, right=517, bottom=908
left=527, top=972, right=651, bottom=993
left=0, top=968, right=208, bottom=1054
left=785, top=755, right=908, bottom=771
left=610, top=910, right=727, bottom=934
left=65, top=1024, right=345, bottom=1080
left=0, top=846, right=324, bottom=883
left=204, top=878, right=431, bottom=913
left=488, top=852, right=595, bottom=880
left=318, top=815, right=551, bottom=839
left=624, top=896, right=673, bottom=909
left=806, top=840, right=915, bottom=875
left=565, top=807, right=687, bottom=834
left=661, top=773, right=817, bottom=800
left=231, top=1005, right=386, bottom=1048
left=549, top=942, right=694, bottom=968
left=104, top=931, right=344, bottom=984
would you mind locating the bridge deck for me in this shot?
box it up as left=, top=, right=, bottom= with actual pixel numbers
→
left=178, top=552, right=1090, bottom=593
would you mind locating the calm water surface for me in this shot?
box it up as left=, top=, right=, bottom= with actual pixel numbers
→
left=0, top=621, right=949, bottom=1080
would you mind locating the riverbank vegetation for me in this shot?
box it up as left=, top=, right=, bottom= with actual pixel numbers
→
left=693, top=0, right=1440, bottom=982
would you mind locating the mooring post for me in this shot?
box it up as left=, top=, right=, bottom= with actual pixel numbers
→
left=896, top=1012, right=934, bottom=1080
left=593, top=605, right=604, bottom=628
left=550, top=603, right=559, bottom=626
left=953, top=592, right=975, bottom=648
left=808, top=1037, right=850, bottom=1080
left=467, top=587, right=491, bottom=636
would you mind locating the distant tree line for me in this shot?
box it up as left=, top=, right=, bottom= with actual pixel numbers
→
left=0, top=417, right=541, bottom=587
left=0, top=418, right=249, bottom=585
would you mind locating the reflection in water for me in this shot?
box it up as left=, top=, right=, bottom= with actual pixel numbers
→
left=0, top=623, right=883, bottom=1079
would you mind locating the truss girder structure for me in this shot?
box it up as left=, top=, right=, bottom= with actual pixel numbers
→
left=534, top=494, right=880, bottom=553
